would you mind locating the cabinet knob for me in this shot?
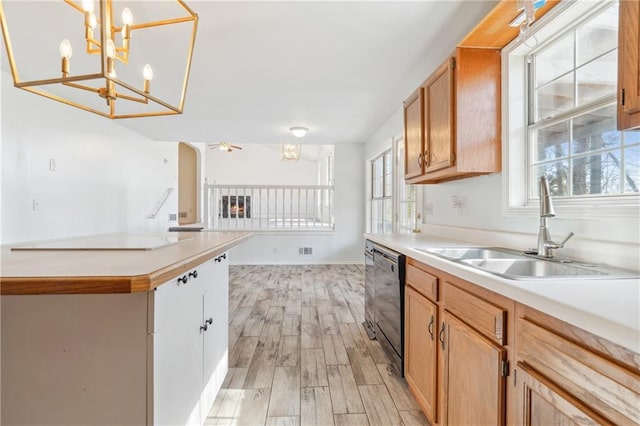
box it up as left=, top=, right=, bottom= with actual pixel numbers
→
left=200, top=318, right=213, bottom=332
left=177, top=275, right=188, bottom=285
left=189, top=270, right=198, bottom=279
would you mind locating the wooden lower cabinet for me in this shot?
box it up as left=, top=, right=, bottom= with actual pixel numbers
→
left=515, top=305, right=640, bottom=426
left=405, top=285, right=438, bottom=422
left=403, top=258, right=639, bottom=426
left=516, top=363, right=612, bottom=425
left=442, top=311, right=507, bottom=425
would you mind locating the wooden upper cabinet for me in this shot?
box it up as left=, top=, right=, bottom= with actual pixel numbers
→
left=424, top=59, right=455, bottom=174
left=618, top=0, right=640, bottom=130
left=403, top=88, right=424, bottom=179
left=404, top=47, right=501, bottom=184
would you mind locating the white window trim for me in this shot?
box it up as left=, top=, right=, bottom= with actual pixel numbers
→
left=502, top=0, right=640, bottom=218
left=367, top=142, right=393, bottom=233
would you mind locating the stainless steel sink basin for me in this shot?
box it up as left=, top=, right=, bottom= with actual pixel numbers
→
left=461, top=259, right=607, bottom=279
left=415, top=247, right=638, bottom=280
left=419, top=247, right=520, bottom=261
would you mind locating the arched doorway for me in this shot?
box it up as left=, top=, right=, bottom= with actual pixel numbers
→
left=178, top=142, right=198, bottom=225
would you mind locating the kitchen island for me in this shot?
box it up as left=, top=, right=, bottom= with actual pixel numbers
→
left=1, top=231, right=251, bottom=426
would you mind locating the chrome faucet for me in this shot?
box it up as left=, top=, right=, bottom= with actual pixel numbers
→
left=535, top=176, right=574, bottom=258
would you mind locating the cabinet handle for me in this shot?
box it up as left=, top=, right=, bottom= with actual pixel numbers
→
left=417, top=153, right=423, bottom=167
left=428, top=315, right=434, bottom=341
left=215, top=253, right=227, bottom=263
left=424, top=150, right=430, bottom=167
left=200, top=318, right=213, bottom=332
left=189, top=270, right=198, bottom=279
left=177, top=275, right=188, bottom=285
left=439, top=322, right=446, bottom=350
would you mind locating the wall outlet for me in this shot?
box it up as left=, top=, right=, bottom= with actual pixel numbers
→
left=49, top=158, right=56, bottom=171
left=298, top=247, right=313, bottom=255
left=32, top=199, right=40, bottom=211
left=168, top=213, right=177, bottom=221
left=272, top=248, right=277, bottom=254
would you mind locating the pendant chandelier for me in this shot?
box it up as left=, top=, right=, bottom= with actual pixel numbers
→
left=0, top=0, right=198, bottom=119
left=282, top=144, right=301, bottom=161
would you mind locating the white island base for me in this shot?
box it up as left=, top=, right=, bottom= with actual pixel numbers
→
left=1, top=254, right=229, bottom=426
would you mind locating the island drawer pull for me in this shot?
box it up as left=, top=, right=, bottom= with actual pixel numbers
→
left=215, top=253, right=227, bottom=263
left=177, top=275, right=188, bottom=285
left=189, top=270, right=198, bottom=279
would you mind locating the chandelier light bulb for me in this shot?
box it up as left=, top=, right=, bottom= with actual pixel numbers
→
left=289, top=126, right=309, bottom=138
left=143, top=64, right=154, bottom=81
left=59, top=39, right=72, bottom=59
left=88, top=12, right=97, bottom=29
left=121, top=8, right=133, bottom=26
left=106, top=39, right=116, bottom=58
left=82, top=0, right=94, bottom=13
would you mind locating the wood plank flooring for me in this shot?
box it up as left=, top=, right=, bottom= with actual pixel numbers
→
left=206, top=265, right=429, bottom=426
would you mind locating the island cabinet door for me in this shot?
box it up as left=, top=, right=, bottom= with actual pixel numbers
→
left=442, top=311, right=507, bottom=426
left=201, top=252, right=230, bottom=420
left=153, top=272, right=205, bottom=426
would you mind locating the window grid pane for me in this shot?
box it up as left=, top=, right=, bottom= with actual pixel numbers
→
left=527, top=1, right=636, bottom=199
left=371, top=149, right=393, bottom=233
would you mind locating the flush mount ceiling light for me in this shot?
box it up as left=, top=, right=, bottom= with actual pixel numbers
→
left=282, top=144, right=301, bottom=161
left=289, top=126, right=309, bottom=138
left=0, top=0, right=198, bottom=119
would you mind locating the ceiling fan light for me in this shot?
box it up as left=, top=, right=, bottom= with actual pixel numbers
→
left=289, top=126, right=309, bottom=138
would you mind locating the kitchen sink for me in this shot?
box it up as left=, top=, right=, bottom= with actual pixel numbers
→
left=461, top=258, right=607, bottom=279
left=420, top=247, right=520, bottom=261
left=415, top=247, right=638, bottom=280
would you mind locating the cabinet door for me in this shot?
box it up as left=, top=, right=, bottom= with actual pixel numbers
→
left=442, top=311, right=506, bottom=426
left=404, top=88, right=425, bottom=179
left=201, top=254, right=230, bottom=419
left=154, top=275, right=204, bottom=426
left=618, top=0, right=640, bottom=130
left=515, top=363, right=612, bottom=426
left=404, top=286, right=438, bottom=424
left=425, top=58, right=455, bottom=173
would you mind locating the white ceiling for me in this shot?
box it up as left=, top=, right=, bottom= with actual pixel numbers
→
left=2, top=1, right=498, bottom=145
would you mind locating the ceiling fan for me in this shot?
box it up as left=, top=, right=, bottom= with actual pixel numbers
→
left=208, top=142, right=243, bottom=152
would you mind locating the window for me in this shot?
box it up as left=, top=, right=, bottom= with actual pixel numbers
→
left=371, top=150, right=393, bottom=233
left=396, top=139, right=418, bottom=232
left=505, top=0, right=639, bottom=215
left=527, top=2, right=639, bottom=198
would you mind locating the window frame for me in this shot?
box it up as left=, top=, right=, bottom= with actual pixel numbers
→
left=370, top=148, right=393, bottom=233
left=502, top=0, right=639, bottom=218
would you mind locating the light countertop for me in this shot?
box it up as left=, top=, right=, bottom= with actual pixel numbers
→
left=365, top=232, right=640, bottom=355
left=0, top=232, right=252, bottom=295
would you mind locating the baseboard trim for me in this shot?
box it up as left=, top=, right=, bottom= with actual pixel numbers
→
left=230, top=260, right=364, bottom=266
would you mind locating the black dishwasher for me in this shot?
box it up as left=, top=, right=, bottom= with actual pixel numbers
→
left=364, top=240, right=405, bottom=375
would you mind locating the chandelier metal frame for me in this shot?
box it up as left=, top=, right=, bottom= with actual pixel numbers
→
left=0, top=0, right=198, bottom=119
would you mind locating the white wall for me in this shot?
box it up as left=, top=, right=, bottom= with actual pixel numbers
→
left=206, top=144, right=320, bottom=186
left=225, top=144, right=364, bottom=264
left=364, top=106, right=640, bottom=270
left=1, top=71, right=181, bottom=244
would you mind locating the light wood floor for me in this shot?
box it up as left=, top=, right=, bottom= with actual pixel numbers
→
left=206, top=265, right=429, bottom=426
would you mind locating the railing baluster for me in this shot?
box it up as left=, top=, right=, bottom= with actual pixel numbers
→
left=297, top=188, right=301, bottom=229
left=267, top=188, right=271, bottom=229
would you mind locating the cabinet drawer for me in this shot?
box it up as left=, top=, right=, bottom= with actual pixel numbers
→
left=406, top=263, right=438, bottom=302
left=444, top=282, right=506, bottom=345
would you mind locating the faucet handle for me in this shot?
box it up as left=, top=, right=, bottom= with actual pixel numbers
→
left=560, top=232, right=574, bottom=247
